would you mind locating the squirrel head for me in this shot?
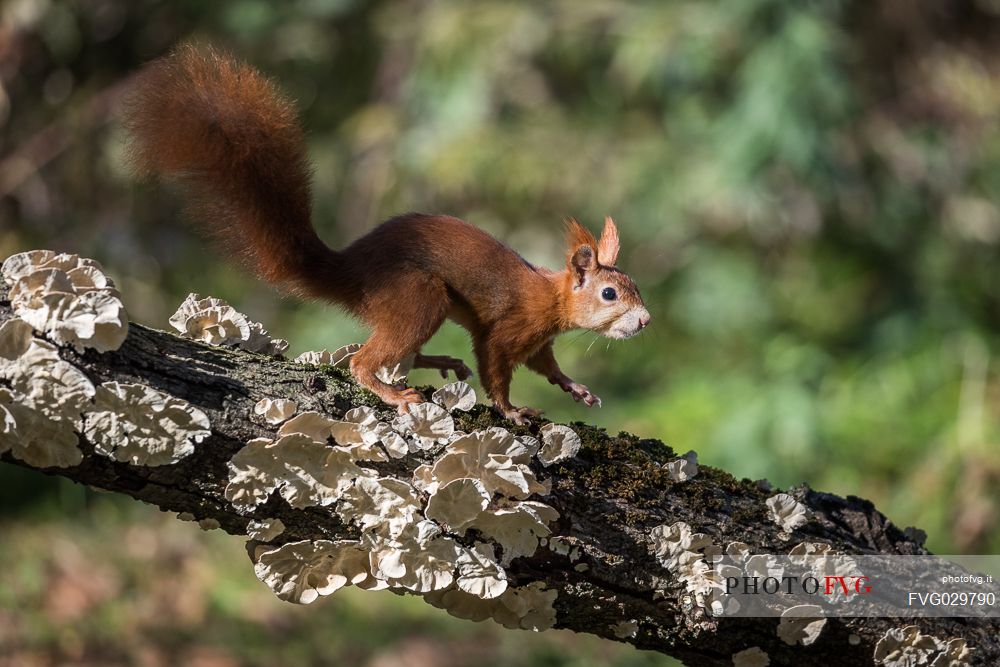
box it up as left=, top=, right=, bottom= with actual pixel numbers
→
left=563, top=217, right=650, bottom=338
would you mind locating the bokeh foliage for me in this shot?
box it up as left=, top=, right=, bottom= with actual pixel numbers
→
left=1, top=0, right=999, bottom=664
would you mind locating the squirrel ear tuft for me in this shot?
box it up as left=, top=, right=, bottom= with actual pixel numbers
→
left=564, top=218, right=597, bottom=250
left=597, top=216, right=620, bottom=266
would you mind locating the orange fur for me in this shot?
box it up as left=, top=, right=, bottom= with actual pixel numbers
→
left=123, top=46, right=649, bottom=422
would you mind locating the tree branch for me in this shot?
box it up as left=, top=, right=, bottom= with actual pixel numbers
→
left=1, top=280, right=996, bottom=667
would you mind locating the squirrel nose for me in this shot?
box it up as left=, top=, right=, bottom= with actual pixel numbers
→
left=637, top=311, right=651, bottom=330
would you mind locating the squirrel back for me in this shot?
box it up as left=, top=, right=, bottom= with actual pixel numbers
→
left=123, top=45, right=349, bottom=302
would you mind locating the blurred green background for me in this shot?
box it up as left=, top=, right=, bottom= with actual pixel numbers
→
left=1, top=0, right=998, bottom=665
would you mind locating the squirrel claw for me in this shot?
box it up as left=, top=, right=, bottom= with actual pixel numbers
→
left=392, top=387, right=425, bottom=414
left=502, top=405, right=543, bottom=426
left=446, top=362, right=473, bottom=381
left=415, top=354, right=473, bottom=381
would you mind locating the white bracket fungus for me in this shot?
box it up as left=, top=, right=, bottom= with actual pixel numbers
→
left=277, top=411, right=338, bottom=442
left=83, top=382, right=210, bottom=466
left=425, top=427, right=547, bottom=499
left=454, top=542, right=508, bottom=598
left=2, top=250, right=128, bottom=352
left=424, top=581, right=558, bottom=631
left=485, top=581, right=558, bottom=631
left=279, top=407, right=412, bottom=462
left=732, top=646, right=770, bottom=667
left=424, top=467, right=557, bottom=564
left=295, top=345, right=412, bottom=380
left=744, top=554, right=785, bottom=581
left=649, top=521, right=728, bottom=610
left=765, top=493, right=812, bottom=532
left=873, top=626, right=972, bottom=667
left=198, top=518, right=221, bottom=531
left=336, top=476, right=423, bottom=541
left=295, top=343, right=416, bottom=384
left=295, top=344, right=414, bottom=384
left=0, top=339, right=98, bottom=468
left=247, top=518, right=286, bottom=542
left=726, top=541, right=751, bottom=562
left=2, top=340, right=95, bottom=422
left=0, top=387, right=81, bottom=468
left=538, top=423, right=581, bottom=466
left=226, top=396, right=554, bottom=619
left=226, top=433, right=375, bottom=511
left=470, top=501, right=560, bottom=565
left=0, top=317, right=32, bottom=360
left=169, top=293, right=287, bottom=356
left=432, top=381, right=477, bottom=412
left=377, top=353, right=415, bottom=385
left=650, top=522, right=716, bottom=572
left=392, top=402, right=455, bottom=451
left=366, top=532, right=466, bottom=593
left=517, top=434, right=540, bottom=456
left=335, top=406, right=410, bottom=458
left=425, top=478, right=491, bottom=532
left=294, top=344, right=361, bottom=367
left=788, top=541, right=832, bottom=558
left=665, top=450, right=699, bottom=482
left=777, top=605, right=825, bottom=646
left=253, top=398, right=297, bottom=425
left=254, top=539, right=373, bottom=604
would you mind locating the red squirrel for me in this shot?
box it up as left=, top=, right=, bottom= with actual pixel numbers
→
left=123, top=45, right=650, bottom=424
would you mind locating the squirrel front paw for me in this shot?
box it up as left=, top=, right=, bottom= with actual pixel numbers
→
left=561, top=381, right=602, bottom=408
left=501, top=405, right=544, bottom=426
left=441, top=360, right=473, bottom=381
left=414, top=354, right=474, bottom=381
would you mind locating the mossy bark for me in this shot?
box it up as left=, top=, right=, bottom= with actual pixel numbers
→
left=1, top=302, right=996, bottom=666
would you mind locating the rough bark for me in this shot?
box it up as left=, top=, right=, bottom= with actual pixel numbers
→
left=1, top=302, right=997, bottom=667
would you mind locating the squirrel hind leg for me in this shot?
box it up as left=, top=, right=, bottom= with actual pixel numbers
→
left=350, top=337, right=428, bottom=413
left=351, top=275, right=450, bottom=412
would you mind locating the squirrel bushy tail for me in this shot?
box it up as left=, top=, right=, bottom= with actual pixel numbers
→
left=123, top=45, right=347, bottom=301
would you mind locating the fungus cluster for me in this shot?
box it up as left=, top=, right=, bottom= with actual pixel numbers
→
left=83, top=381, right=211, bottom=466
left=2, top=250, right=128, bottom=352
left=648, top=520, right=841, bottom=638
left=423, top=580, right=558, bottom=631
left=295, top=344, right=359, bottom=367
left=240, top=381, right=566, bottom=631
left=648, top=521, right=730, bottom=614
left=874, top=626, right=972, bottom=667
left=1, top=251, right=208, bottom=469
left=170, top=293, right=288, bottom=356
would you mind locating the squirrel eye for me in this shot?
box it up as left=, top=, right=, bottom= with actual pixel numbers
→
left=601, top=287, right=617, bottom=301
